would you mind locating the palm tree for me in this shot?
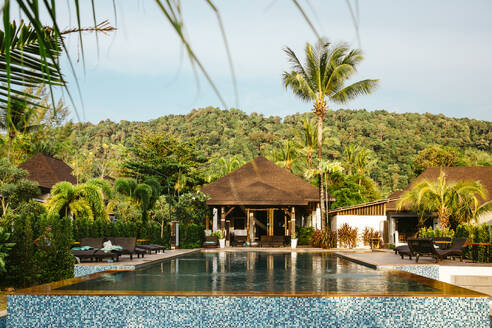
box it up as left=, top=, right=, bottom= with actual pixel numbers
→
left=399, top=171, right=488, bottom=228
left=270, top=139, right=299, bottom=172
left=283, top=39, right=378, bottom=228
left=305, top=160, right=344, bottom=212
left=114, top=178, right=153, bottom=219
left=47, top=181, right=105, bottom=220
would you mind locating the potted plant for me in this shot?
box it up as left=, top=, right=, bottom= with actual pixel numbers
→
left=216, top=230, right=226, bottom=248
left=291, top=232, right=298, bottom=249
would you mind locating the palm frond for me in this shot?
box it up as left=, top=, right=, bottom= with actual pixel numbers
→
left=331, top=79, right=378, bottom=104
left=282, top=71, right=316, bottom=102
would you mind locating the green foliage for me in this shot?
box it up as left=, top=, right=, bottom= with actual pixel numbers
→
left=1, top=202, right=74, bottom=288
left=311, top=228, right=337, bottom=249
left=297, top=226, right=314, bottom=245
left=0, top=157, right=39, bottom=214
left=337, top=223, right=358, bottom=248
left=64, top=107, right=492, bottom=195
left=0, top=226, right=15, bottom=272
left=414, top=145, right=462, bottom=174
left=455, top=223, right=491, bottom=263
left=121, top=131, right=206, bottom=195
left=180, top=224, right=205, bottom=249
left=47, top=181, right=106, bottom=221
left=399, top=171, right=487, bottom=228
left=174, top=191, right=209, bottom=225
left=210, top=230, right=224, bottom=239
left=418, top=226, right=455, bottom=238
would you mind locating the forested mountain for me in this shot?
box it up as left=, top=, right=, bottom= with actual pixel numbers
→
left=67, top=107, right=492, bottom=195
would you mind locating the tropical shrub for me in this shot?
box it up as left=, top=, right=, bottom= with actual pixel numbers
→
left=2, top=207, right=74, bottom=288
left=180, top=224, right=205, bottom=249
left=210, top=230, right=224, bottom=239
left=337, top=223, right=358, bottom=248
left=0, top=226, right=14, bottom=272
left=362, top=227, right=381, bottom=247
left=174, top=191, right=209, bottom=225
left=418, top=226, right=454, bottom=239
left=455, top=223, right=491, bottom=262
left=297, top=226, right=314, bottom=245
left=311, top=228, right=337, bottom=249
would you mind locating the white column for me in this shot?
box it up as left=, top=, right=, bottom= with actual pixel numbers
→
left=212, top=208, right=218, bottom=232
left=315, top=205, right=321, bottom=230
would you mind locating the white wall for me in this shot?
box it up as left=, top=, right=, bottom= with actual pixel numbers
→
left=478, top=211, right=492, bottom=225
left=331, top=215, right=386, bottom=248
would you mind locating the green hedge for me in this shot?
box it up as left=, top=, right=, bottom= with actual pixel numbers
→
left=455, top=223, right=491, bottom=263
left=1, top=202, right=74, bottom=288
left=297, top=226, right=314, bottom=245
left=179, top=223, right=205, bottom=249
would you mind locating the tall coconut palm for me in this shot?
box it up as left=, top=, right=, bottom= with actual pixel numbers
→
left=47, top=181, right=105, bottom=220
left=298, top=117, right=317, bottom=170
left=399, top=171, right=488, bottom=228
left=283, top=39, right=378, bottom=228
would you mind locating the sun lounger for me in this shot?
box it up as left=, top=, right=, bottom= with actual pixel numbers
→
left=395, top=245, right=413, bottom=260
left=202, top=236, right=219, bottom=248
left=138, top=244, right=166, bottom=254
left=109, top=237, right=139, bottom=260
left=231, top=235, right=247, bottom=247
left=260, top=236, right=285, bottom=247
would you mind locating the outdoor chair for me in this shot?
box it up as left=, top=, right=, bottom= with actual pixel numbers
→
left=407, top=238, right=436, bottom=263
left=71, top=249, right=98, bottom=263
left=80, top=237, right=104, bottom=249
left=432, top=237, right=452, bottom=250
left=260, top=236, right=273, bottom=247
left=202, top=236, right=219, bottom=248
left=138, top=244, right=166, bottom=254
left=434, top=238, right=467, bottom=261
left=395, top=245, right=413, bottom=260
left=231, top=234, right=247, bottom=247
left=272, top=236, right=285, bottom=247
left=109, top=237, right=139, bottom=260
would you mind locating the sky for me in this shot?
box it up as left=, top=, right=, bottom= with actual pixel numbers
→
left=33, top=1, right=492, bottom=123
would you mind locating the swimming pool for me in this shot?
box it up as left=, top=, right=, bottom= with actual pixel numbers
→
left=60, top=251, right=439, bottom=294
left=8, top=250, right=490, bottom=327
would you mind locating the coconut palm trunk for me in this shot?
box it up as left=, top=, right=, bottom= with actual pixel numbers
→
left=316, top=105, right=327, bottom=229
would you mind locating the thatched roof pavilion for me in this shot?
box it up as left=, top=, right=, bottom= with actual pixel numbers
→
left=202, top=156, right=319, bottom=206
left=202, top=156, right=321, bottom=244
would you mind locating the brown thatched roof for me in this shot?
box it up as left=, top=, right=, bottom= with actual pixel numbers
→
left=387, top=166, right=492, bottom=211
left=201, top=156, right=320, bottom=206
left=19, top=153, right=77, bottom=189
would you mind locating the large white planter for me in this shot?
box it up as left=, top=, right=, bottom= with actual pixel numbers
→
left=291, top=238, right=298, bottom=249
left=219, top=238, right=226, bottom=248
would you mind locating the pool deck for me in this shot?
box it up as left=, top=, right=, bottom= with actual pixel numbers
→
left=75, top=248, right=199, bottom=269
left=335, top=249, right=492, bottom=268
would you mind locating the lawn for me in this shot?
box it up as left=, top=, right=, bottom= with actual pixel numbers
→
left=0, top=291, right=6, bottom=311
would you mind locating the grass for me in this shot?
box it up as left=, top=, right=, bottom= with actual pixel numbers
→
left=0, top=291, right=6, bottom=311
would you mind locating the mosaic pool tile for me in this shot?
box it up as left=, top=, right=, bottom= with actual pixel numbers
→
left=74, top=265, right=135, bottom=277
left=382, top=265, right=440, bottom=280
left=6, top=294, right=489, bottom=328
left=0, top=315, right=5, bottom=328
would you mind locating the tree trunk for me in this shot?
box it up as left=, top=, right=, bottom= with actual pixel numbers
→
left=7, top=132, right=14, bottom=160
left=317, top=114, right=326, bottom=229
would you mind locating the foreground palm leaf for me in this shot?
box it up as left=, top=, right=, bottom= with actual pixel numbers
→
left=0, top=20, right=64, bottom=111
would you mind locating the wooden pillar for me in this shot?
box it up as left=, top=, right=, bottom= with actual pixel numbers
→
left=205, top=215, right=210, bottom=231
left=267, top=209, right=274, bottom=236
left=221, top=206, right=225, bottom=231
left=284, top=211, right=288, bottom=236
left=290, top=207, right=296, bottom=237
left=246, top=209, right=250, bottom=243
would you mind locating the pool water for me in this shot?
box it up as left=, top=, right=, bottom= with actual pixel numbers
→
left=60, top=251, right=438, bottom=293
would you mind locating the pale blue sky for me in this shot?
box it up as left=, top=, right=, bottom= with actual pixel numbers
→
left=44, top=1, right=492, bottom=123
